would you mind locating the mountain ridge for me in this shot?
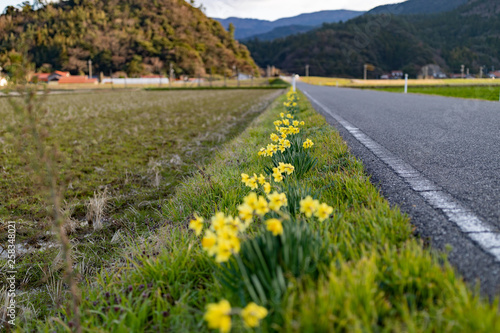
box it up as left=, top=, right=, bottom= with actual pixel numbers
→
left=243, top=0, right=500, bottom=78
left=0, top=0, right=257, bottom=77
left=215, top=10, right=365, bottom=40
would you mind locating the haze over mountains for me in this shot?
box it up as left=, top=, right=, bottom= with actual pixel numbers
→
left=244, top=0, right=500, bottom=78
left=215, top=10, right=364, bottom=40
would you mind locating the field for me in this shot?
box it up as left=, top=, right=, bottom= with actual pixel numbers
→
left=371, top=85, right=500, bottom=101
left=14, top=89, right=500, bottom=331
left=301, top=76, right=500, bottom=88
left=0, top=89, right=280, bottom=319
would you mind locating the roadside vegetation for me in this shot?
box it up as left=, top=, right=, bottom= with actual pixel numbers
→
left=0, top=88, right=280, bottom=324
left=18, top=89, right=500, bottom=332
left=372, top=85, right=500, bottom=101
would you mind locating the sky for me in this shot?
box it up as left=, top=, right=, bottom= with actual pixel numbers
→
left=1, top=0, right=404, bottom=21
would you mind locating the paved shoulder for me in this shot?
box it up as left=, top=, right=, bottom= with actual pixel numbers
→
left=300, top=82, right=500, bottom=297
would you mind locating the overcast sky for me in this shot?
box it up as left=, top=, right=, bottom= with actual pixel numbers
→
left=1, top=0, right=404, bottom=20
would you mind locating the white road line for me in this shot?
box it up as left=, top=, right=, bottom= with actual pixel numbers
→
left=303, top=90, right=500, bottom=261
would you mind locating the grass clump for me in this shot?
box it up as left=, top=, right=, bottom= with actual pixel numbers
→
left=21, top=89, right=500, bottom=332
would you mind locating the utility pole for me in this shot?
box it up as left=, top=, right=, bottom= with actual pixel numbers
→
left=169, top=62, right=174, bottom=88
left=466, top=68, right=470, bottom=77
left=305, top=64, right=310, bottom=77
left=363, top=64, right=368, bottom=80
left=480, top=66, right=483, bottom=79
left=461, top=64, right=465, bottom=79
left=88, top=59, right=92, bottom=79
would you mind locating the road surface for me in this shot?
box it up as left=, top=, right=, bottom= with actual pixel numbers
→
left=299, top=82, right=500, bottom=297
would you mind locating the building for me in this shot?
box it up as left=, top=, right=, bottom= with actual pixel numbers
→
left=0, top=76, right=7, bottom=87
left=391, top=71, right=404, bottom=79
left=57, top=76, right=98, bottom=84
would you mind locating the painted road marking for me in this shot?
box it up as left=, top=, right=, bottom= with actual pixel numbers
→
left=303, top=90, right=500, bottom=261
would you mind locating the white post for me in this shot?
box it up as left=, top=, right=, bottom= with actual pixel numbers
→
left=292, top=74, right=297, bottom=92
left=404, top=74, right=408, bottom=94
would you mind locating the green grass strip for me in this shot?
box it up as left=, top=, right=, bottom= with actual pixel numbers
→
left=25, top=91, right=500, bottom=332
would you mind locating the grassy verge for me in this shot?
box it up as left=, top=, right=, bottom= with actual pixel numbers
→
left=20, top=91, right=500, bottom=332
left=371, top=85, right=500, bottom=101
left=0, top=89, right=280, bottom=322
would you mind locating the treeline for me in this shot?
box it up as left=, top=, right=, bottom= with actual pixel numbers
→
left=0, top=0, right=258, bottom=77
left=244, top=0, right=500, bottom=78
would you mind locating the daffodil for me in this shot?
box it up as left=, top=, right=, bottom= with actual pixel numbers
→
left=280, top=112, right=285, bottom=118
left=300, top=121, right=305, bottom=126
left=270, top=133, right=279, bottom=142
left=274, top=120, right=283, bottom=126
left=241, top=303, right=268, bottom=328
left=255, top=196, right=269, bottom=216
left=293, top=120, right=299, bottom=126
left=212, top=212, right=226, bottom=231
left=282, top=118, right=290, bottom=126
left=263, top=182, right=271, bottom=194
left=257, top=174, right=266, bottom=185
left=202, top=230, right=217, bottom=256
left=303, top=138, right=314, bottom=149
left=215, top=240, right=233, bottom=263
left=267, top=191, right=288, bottom=212
left=286, top=113, right=293, bottom=119
left=189, top=214, right=204, bottom=236
left=315, top=202, right=334, bottom=222
left=204, top=300, right=232, bottom=333
left=243, top=192, right=258, bottom=209
left=241, top=173, right=249, bottom=183
left=266, top=218, right=283, bottom=236
left=258, top=148, right=266, bottom=156
left=300, top=196, right=319, bottom=218
left=238, top=203, right=254, bottom=222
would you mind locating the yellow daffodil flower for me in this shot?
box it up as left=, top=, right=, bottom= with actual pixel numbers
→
left=189, top=214, right=204, bottom=236
left=300, top=196, right=320, bottom=218
left=263, top=182, right=271, bottom=194
left=241, top=303, right=268, bottom=328
left=201, top=230, right=217, bottom=256
left=257, top=174, right=266, bottom=185
left=266, top=218, right=283, bottom=236
left=303, top=138, right=314, bottom=149
left=270, top=133, right=279, bottom=142
left=255, top=196, right=269, bottom=216
left=204, top=300, right=232, bottom=333
left=315, top=202, right=334, bottom=222
left=238, top=203, right=254, bottom=222
left=212, top=212, right=226, bottom=231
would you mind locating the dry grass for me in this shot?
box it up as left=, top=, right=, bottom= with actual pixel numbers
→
left=300, top=76, right=500, bottom=87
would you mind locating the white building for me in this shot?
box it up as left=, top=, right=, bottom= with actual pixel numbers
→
left=0, top=77, right=7, bottom=87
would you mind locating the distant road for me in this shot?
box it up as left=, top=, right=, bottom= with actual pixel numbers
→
left=300, top=82, right=500, bottom=296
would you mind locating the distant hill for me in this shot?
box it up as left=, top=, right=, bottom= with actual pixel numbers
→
left=244, top=0, right=500, bottom=78
left=0, top=0, right=257, bottom=77
left=215, top=10, right=364, bottom=40
left=369, top=0, right=468, bottom=15
left=242, top=25, right=313, bottom=41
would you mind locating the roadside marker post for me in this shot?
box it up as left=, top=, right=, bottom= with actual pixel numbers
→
left=292, top=74, right=297, bottom=92
left=404, top=74, right=408, bottom=94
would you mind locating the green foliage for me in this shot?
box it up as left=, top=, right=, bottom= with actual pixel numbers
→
left=267, top=136, right=318, bottom=179
left=0, top=0, right=258, bottom=76
left=245, top=1, right=500, bottom=78
left=216, top=220, right=329, bottom=308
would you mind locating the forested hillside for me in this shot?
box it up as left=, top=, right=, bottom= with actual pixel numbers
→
left=245, top=0, right=500, bottom=78
left=0, top=0, right=258, bottom=76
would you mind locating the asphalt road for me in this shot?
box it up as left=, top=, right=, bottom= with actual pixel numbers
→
left=299, top=82, right=500, bottom=297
